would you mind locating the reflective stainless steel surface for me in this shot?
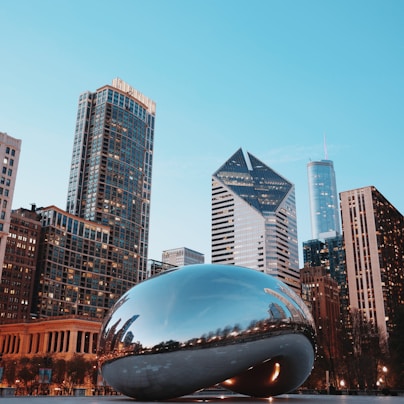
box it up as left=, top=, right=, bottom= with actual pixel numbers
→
left=98, top=264, right=316, bottom=400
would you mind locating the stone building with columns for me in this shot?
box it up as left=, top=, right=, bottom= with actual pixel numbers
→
left=0, top=316, right=101, bottom=360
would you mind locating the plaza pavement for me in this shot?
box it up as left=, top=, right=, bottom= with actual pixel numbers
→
left=0, top=394, right=403, bottom=404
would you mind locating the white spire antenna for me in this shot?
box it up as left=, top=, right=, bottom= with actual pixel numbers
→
left=323, top=133, right=328, bottom=160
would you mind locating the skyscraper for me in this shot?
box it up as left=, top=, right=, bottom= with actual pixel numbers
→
left=66, top=78, right=156, bottom=285
left=0, top=132, right=21, bottom=282
left=307, top=159, right=341, bottom=240
left=340, top=186, right=404, bottom=347
left=212, top=148, right=300, bottom=292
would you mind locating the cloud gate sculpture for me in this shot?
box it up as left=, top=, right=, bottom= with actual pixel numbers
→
left=98, top=264, right=316, bottom=400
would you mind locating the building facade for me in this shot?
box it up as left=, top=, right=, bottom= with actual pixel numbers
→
left=0, top=316, right=102, bottom=395
left=303, top=236, right=348, bottom=326
left=211, top=148, right=300, bottom=292
left=300, top=265, right=341, bottom=359
left=32, top=206, right=116, bottom=319
left=0, top=316, right=100, bottom=359
left=162, top=247, right=204, bottom=266
left=0, top=132, right=21, bottom=282
left=307, top=159, right=341, bottom=240
left=0, top=207, right=41, bottom=323
left=66, top=78, right=156, bottom=285
left=340, top=186, right=404, bottom=346
left=147, top=259, right=176, bottom=278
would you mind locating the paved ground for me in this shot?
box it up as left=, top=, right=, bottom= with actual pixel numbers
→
left=0, top=394, right=403, bottom=404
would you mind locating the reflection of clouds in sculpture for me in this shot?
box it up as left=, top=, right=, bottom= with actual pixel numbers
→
left=98, top=264, right=316, bottom=400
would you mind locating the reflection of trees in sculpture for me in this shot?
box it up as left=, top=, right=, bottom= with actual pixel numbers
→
left=101, top=313, right=316, bottom=364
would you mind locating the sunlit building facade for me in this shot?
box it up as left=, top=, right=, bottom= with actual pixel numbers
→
left=0, top=316, right=100, bottom=359
left=212, top=148, right=300, bottom=292
left=66, top=78, right=156, bottom=285
left=340, top=186, right=404, bottom=346
left=0, top=316, right=102, bottom=395
left=0, top=132, right=21, bottom=282
left=307, top=159, right=341, bottom=240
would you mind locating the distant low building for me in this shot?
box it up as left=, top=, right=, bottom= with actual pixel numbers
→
left=147, top=259, right=176, bottom=278
left=162, top=247, right=204, bottom=267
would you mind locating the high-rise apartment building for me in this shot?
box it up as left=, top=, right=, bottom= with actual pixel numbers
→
left=162, top=247, right=204, bottom=267
left=33, top=206, right=114, bottom=319
left=212, top=148, right=300, bottom=292
left=0, top=132, right=21, bottom=281
left=307, top=159, right=341, bottom=240
left=66, top=78, right=156, bottom=285
left=0, top=207, right=41, bottom=322
left=340, top=186, right=404, bottom=346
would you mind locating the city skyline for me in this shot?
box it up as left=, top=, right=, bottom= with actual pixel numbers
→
left=1, top=1, right=403, bottom=265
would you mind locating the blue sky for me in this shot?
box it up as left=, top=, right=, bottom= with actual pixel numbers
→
left=1, top=0, right=403, bottom=265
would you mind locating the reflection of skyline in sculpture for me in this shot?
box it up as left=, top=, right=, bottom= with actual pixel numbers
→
left=98, top=264, right=316, bottom=400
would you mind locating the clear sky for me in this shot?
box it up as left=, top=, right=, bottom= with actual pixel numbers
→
left=1, top=0, right=403, bottom=265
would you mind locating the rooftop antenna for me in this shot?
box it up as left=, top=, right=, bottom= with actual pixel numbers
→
left=323, top=132, right=328, bottom=160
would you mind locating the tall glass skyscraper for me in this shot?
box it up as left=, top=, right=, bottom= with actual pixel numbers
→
left=307, top=159, right=341, bottom=240
left=212, top=148, right=300, bottom=292
left=66, top=78, right=156, bottom=285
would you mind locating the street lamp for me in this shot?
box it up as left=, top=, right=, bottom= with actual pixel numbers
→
left=382, top=366, right=388, bottom=389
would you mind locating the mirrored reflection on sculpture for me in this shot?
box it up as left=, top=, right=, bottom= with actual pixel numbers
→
left=98, top=264, right=316, bottom=400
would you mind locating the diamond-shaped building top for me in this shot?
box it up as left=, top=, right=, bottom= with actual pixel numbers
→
left=212, top=148, right=299, bottom=292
